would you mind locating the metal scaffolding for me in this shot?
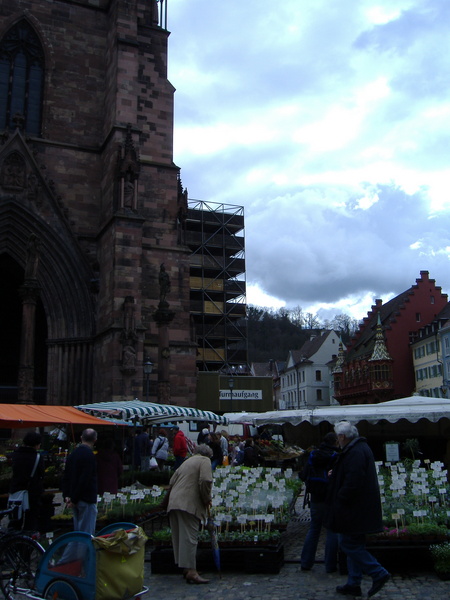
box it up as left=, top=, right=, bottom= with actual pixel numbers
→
left=187, top=200, right=248, bottom=373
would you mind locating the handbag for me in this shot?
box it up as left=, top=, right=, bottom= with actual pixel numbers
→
left=7, top=490, right=30, bottom=519
left=8, top=453, right=40, bottom=521
left=149, top=456, right=158, bottom=469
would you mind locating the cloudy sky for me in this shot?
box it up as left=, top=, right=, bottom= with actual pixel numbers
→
left=167, top=0, right=450, bottom=321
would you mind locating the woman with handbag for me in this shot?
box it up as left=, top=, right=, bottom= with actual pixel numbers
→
left=166, top=444, right=213, bottom=584
left=9, top=431, right=44, bottom=531
left=151, top=428, right=169, bottom=471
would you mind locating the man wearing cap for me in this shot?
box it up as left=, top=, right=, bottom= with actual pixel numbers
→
left=197, top=427, right=210, bottom=445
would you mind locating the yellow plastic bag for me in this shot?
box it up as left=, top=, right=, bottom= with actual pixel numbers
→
left=93, top=527, right=148, bottom=600
left=223, top=455, right=229, bottom=466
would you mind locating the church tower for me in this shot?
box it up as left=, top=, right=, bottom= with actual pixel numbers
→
left=0, top=1, right=197, bottom=405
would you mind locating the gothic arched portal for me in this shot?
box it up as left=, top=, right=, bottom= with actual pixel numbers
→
left=0, top=253, right=47, bottom=402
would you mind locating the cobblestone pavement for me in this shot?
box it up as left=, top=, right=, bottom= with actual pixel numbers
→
left=143, top=512, right=450, bottom=600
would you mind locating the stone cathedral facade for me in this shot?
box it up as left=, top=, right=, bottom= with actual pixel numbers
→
left=0, top=0, right=198, bottom=406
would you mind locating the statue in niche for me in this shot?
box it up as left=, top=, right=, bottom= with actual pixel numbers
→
left=117, top=125, right=140, bottom=211
left=151, top=0, right=159, bottom=25
left=123, top=171, right=135, bottom=209
left=27, top=172, right=40, bottom=202
left=120, top=297, right=138, bottom=373
left=25, top=234, right=41, bottom=280
left=122, top=344, right=136, bottom=368
left=122, top=296, right=137, bottom=339
left=158, top=263, right=171, bottom=304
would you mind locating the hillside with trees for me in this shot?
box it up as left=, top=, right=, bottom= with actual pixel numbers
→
left=247, top=305, right=359, bottom=363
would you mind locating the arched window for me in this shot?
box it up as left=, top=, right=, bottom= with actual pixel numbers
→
left=0, top=20, right=44, bottom=135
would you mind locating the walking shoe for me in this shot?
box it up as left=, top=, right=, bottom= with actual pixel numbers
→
left=367, top=573, right=390, bottom=597
left=336, top=584, right=362, bottom=596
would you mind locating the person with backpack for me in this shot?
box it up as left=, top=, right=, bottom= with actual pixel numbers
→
left=151, top=428, right=169, bottom=471
left=300, top=431, right=339, bottom=573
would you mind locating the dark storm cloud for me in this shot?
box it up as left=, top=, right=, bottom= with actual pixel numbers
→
left=168, top=0, right=450, bottom=317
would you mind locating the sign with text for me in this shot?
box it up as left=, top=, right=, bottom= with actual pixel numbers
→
left=385, top=443, right=400, bottom=463
left=220, top=389, right=263, bottom=400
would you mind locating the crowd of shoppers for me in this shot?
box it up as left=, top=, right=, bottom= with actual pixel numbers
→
left=8, top=418, right=390, bottom=597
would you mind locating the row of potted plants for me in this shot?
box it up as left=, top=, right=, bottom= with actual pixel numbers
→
left=151, top=526, right=282, bottom=547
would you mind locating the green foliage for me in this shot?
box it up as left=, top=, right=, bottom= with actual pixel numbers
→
left=246, top=305, right=358, bottom=362
left=120, top=469, right=171, bottom=487
left=151, top=527, right=282, bottom=546
left=430, top=542, right=450, bottom=573
left=402, top=438, right=421, bottom=459
left=406, top=523, right=449, bottom=537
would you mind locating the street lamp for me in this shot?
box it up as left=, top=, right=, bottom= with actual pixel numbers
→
left=143, top=358, right=153, bottom=403
left=228, top=375, right=234, bottom=413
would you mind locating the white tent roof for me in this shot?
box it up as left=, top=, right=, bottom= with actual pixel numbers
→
left=75, top=399, right=228, bottom=426
left=229, top=396, right=450, bottom=427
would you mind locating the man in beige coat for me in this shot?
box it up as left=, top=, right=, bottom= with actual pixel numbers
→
left=167, top=444, right=213, bottom=584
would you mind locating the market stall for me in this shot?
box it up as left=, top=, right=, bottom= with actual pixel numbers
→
left=0, top=404, right=119, bottom=429
left=74, top=399, right=228, bottom=425
left=228, top=397, right=450, bottom=427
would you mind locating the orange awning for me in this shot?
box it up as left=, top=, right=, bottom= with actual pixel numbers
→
left=0, top=404, right=118, bottom=428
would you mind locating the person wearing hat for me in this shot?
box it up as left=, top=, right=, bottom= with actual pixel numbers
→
left=197, top=427, right=210, bottom=445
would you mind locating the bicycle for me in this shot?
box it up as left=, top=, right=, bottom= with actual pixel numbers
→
left=0, top=507, right=45, bottom=600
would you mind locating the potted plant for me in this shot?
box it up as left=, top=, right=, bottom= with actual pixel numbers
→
left=430, top=541, right=450, bottom=580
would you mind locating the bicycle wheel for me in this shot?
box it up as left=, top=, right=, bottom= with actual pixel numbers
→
left=43, top=578, right=81, bottom=600
left=0, top=534, right=44, bottom=599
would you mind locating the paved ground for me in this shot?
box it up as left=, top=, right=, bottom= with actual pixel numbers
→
left=143, top=511, right=450, bottom=600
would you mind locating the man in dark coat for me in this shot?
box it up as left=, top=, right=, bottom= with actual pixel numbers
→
left=324, top=421, right=390, bottom=598
left=62, top=428, right=98, bottom=535
left=300, top=432, right=339, bottom=572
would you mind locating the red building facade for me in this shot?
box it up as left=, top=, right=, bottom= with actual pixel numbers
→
left=334, top=271, right=448, bottom=405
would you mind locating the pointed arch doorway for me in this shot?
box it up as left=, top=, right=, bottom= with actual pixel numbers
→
left=0, top=253, right=48, bottom=402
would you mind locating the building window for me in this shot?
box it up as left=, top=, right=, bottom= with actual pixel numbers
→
left=0, top=20, right=44, bottom=136
left=431, top=296, right=435, bottom=304
left=416, top=313, right=421, bottom=322
left=315, top=370, right=322, bottom=381
left=316, top=389, right=322, bottom=401
left=444, top=337, right=450, bottom=356
left=426, top=341, right=436, bottom=355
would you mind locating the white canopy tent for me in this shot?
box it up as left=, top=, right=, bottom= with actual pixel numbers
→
left=226, top=397, right=450, bottom=427
left=75, top=399, right=228, bottom=426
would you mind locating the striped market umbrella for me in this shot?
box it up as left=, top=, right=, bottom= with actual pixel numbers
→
left=75, top=399, right=228, bottom=426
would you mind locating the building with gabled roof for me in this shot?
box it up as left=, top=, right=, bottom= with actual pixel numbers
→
left=281, top=330, right=341, bottom=409
left=410, top=302, right=450, bottom=398
left=335, top=271, right=448, bottom=405
left=251, top=359, right=285, bottom=409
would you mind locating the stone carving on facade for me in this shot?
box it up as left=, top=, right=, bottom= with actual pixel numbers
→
left=1, top=151, right=26, bottom=191
left=25, top=233, right=41, bottom=281
left=120, top=295, right=138, bottom=374
left=158, top=263, right=171, bottom=306
left=152, top=0, right=160, bottom=25
left=177, top=175, right=188, bottom=244
left=27, top=172, right=41, bottom=204
left=117, top=124, right=140, bottom=211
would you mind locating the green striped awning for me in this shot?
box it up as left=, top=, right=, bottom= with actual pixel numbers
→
left=75, top=399, right=228, bottom=426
